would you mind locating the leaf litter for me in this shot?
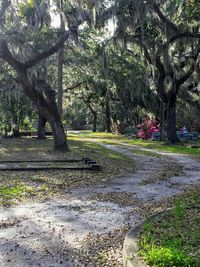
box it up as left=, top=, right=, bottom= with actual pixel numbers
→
left=0, top=139, right=200, bottom=266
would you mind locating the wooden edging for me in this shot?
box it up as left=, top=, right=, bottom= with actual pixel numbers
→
left=0, top=158, right=102, bottom=171
left=0, top=165, right=102, bottom=171
left=123, top=211, right=168, bottom=267
left=0, top=159, right=83, bottom=163
left=0, top=166, right=92, bottom=171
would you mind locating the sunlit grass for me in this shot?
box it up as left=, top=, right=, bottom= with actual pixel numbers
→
left=68, top=131, right=200, bottom=158
left=0, top=184, right=48, bottom=205
left=0, top=186, right=26, bottom=198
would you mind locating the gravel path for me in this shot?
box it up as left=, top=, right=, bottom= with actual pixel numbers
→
left=0, top=144, right=200, bottom=266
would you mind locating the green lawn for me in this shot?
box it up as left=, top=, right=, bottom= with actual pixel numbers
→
left=68, top=131, right=200, bottom=158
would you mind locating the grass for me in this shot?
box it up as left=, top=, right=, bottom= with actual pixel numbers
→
left=0, top=136, right=135, bottom=206
left=68, top=131, right=200, bottom=158
left=0, top=184, right=48, bottom=203
left=138, top=193, right=200, bottom=267
left=0, top=186, right=28, bottom=198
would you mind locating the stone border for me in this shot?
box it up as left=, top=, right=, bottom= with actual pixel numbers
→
left=123, top=211, right=167, bottom=267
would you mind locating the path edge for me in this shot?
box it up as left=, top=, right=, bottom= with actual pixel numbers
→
left=123, top=210, right=168, bottom=267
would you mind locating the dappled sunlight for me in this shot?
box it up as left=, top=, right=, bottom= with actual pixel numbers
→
left=0, top=135, right=199, bottom=265
left=69, top=131, right=200, bottom=158
left=0, top=209, right=75, bottom=266
left=68, top=131, right=126, bottom=143
left=0, top=0, right=199, bottom=264
left=0, top=195, right=135, bottom=266
left=0, top=137, right=135, bottom=207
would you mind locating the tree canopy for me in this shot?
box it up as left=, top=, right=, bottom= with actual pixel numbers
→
left=0, top=0, right=199, bottom=147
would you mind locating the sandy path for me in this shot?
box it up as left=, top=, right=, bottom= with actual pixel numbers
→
left=0, top=144, right=199, bottom=266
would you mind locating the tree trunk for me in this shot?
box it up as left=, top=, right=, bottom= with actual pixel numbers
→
left=13, top=124, right=20, bottom=138
left=88, top=104, right=97, bottom=132
left=166, top=97, right=177, bottom=145
left=124, top=105, right=129, bottom=124
left=159, top=101, right=166, bottom=141
left=0, top=39, right=69, bottom=151
left=92, top=111, right=97, bottom=132
left=49, top=117, right=67, bottom=151
left=37, top=114, right=47, bottom=139
left=105, top=94, right=112, bottom=133
left=17, top=69, right=69, bottom=151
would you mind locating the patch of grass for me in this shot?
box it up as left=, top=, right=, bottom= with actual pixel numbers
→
left=69, top=131, right=200, bottom=158
left=0, top=184, right=48, bottom=205
left=138, top=193, right=200, bottom=267
left=0, top=186, right=26, bottom=198
left=134, top=141, right=200, bottom=158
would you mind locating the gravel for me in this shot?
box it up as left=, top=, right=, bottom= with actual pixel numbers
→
left=0, top=143, right=200, bottom=266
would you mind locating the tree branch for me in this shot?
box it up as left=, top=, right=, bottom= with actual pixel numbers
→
left=0, top=40, right=24, bottom=69
left=168, top=32, right=200, bottom=45
left=0, top=0, right=11, bottom=24
left=143, top=45, right=153, bottom=65
left=152, top=1, right=179, bottom=33
left=25, top=31, right=70, bottom=68
left=176, top=48, right=200, bottom=89
left=63, top=81, right=85, bottom=92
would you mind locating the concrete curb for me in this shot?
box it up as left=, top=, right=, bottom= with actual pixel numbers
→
left=123, top=211, right=167, bottom=267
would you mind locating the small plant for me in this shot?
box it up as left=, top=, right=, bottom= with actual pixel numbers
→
left=138, top=194, right=200, bottom=267
left=141, top=245, right=195, bottom=267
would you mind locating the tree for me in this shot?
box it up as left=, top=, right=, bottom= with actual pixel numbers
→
left=107, top=0, right=200, bottom=143
left=62, top=29, right=113, bottom=132
left=63, top=28, right=157, bottom=131
left=0, top=0, right=91, bottom=150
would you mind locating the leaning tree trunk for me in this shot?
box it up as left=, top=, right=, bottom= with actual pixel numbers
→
left=49, top=116, right=67, bottom=151
left=17, top=69, right=69, bottom=151
left=0, top=40, right=69, bottom=151
left=37, top=89, right=68, bottom=151
left=37, top=113, right=47, bottom=139
left=166, top=97, right=177, bottom=145
left=38, top=106, right=68, bottom=151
